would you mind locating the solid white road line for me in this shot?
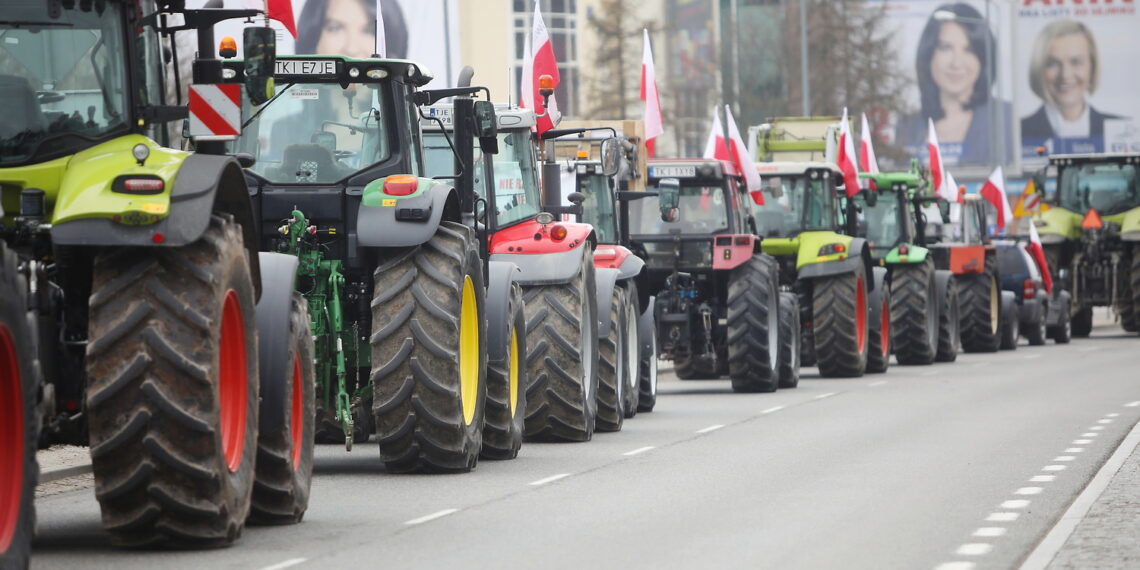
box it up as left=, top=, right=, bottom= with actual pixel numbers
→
left=814, top=392, right=838, bottom=400
left=696, top=424, right=725, bottom=434
left=1020, top=412, right=1140, bottom=570
left=529, top=473, right=572, bottom=486
left=1001, top=499, right=1031, bottom=509
left=973, top=528, right=1007, bottom=537
left=956, top=543, right=994, bottom=556
left=761, top=406, right=785, bottom=414
left=623, top=446, right=655, bottom=456
left=404, top=509, right=459, bottom=526
left=258, top=558, right=308, bottom=570
left=987, top=513, right=1020, bottom=522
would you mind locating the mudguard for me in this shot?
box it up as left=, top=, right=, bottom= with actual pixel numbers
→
left=356, top=180, right=458, bottom=248
left=594, top=245, right=645, bottom=281
left=595, top=267, right=622, bottom=338
left=486, top=260, right=522, bottom=364
left=885, top=244, right=930, bottom=264
left=254, top=252, right=300, bottom=433
left=490, top=243, right=594, bottom=286
left=797, top=238, right=875, bottom=291
left=638, top=296, right=657, bottom=359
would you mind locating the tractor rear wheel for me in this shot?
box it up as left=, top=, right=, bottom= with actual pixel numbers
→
left=636, top=309, right=658, bottom=413
left=523, top=251, right=599, bottom=442
left=866, top=274, right=891, bottom=374
left=812, top=264, right=869, bottom=378
left=891, top=259, right=939, bottom=365
left=250, top=294, right=315, bottom=525
left=481, top=282, right=526, bottom=460
left=959, top=269, right=1000, bottom=353
left=596, top=286, right=627, bottom=432
left=1, top=243, right=37, bottom=568
left=727, top=254, right=780, bottom=393
left=935, top=277, right=960, bottom=362
left=621, top=282, right=641, bottom=418
left=777, top=292, right=800, bottom=389
left=371, top=222, right=487, bottom=473
left=86, top=214, right=258, bottom=547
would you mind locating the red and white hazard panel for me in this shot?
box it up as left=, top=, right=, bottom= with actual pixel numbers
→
left=188, top=84, right=241, bottom=138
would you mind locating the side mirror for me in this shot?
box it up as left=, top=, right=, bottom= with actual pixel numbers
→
left=473, top=100, right=499, bottom=155
left=658, top=178, right=680, bottom=222
left=243, top=27, right=276, bottom=106
left=600, top=137, right=621, bottom=177
left=863, top=189, right=878, bottom=207
left=938, top=200, right=951, bottom=224
left=234, top=152, right=256, bottom=168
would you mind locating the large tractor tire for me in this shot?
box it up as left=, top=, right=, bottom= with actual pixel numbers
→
left=866, top=268, right=891, bottom=374
left=86, top=214, right=258, bottom=548
left=250, top=293, right=315, bottom=524
left=727, top=254, right=780, bottom=393
left=523, top=251, right=599, bottom=442
left=798, top=288, right=816, bottom=367
left=371, top=222, right=487, bottom=473
left=1001, top=301, right=1021, bottom=350
left=934, top=275, right=960, bottom=363
left=891, top=259, right=939, bottom=365
left=595, top=286, right=627, bottom=432
left=812, top=264, right=870, bottom=378
left=636, top=301, right=658, bottom=413
left=1071, top=305, right=1093, bottom=337
left=777, top=292, right=801, bottom=389
left=1, top=243, right=38, bottom=568
left=958, top=269, right=1001, bottom=353
left=620, top=282, right=641, bottom=418
left=482, top=282, right=526, bottom=460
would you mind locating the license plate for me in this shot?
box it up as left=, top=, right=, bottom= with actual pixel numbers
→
left=275, top=59, right=337, bottom=76
left=650, top=165, right=696, bottom=178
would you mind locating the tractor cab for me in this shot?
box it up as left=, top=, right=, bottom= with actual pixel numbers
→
left=751, top=162, right=843, bottom=239
left=852, top=164, right=929, bottom=262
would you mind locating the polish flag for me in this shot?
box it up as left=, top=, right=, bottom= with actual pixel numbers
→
left=268, top=0, right=297, bottom=39
left=927, top=118, right=955, bottom=201
left=702, top=108, right=763, bottom=202
left=947, top=170, right=964, bottom=204
left=1027, top=222, right=1054, bottom=294
left=980, top=166, right=1013, bottom=231
left=520, top=1, right=561, bottom=136
left=836, top=108, right=860, bottom=198
left=641, top=29, right=663, bottom=157
left=859, top=113, right=880, bottom=175
left=702, top=109, right=727, bottom=160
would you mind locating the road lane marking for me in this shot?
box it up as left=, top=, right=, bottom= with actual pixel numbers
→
left=1023, top=354, right=1042, bottom=360
left=1126, top=401, right=1140, bottom=408
left=1030, top=475, right=1056, bottom=482
left=1089, top=426, right=1105, bottom=431
left=956, top=543, right=993, bottom=556
left=1077, top=346, right=1101, bottom=352
left=259, top=559, right=307, bottom=570
left=1073, top=439, right=1092, bottom=444
left=987, top=513, right=1019, bottom=522
left=1064, top=448, right=1084, bottom=453
left=814, top=392, right=838, bottom=400
left=1082, top=433, right=1098, bottom=437
left=1106, top=413, right=1120, bottom=417
left=1097, top=419, right=1113, bottom=424
left=920, top=370, right=940, bottom=376
left=1001, top=500, right=1031, bottom=509
left=529, top=473, right=572, bottom=486
left=696, top=424, right=724, bottom=434
left=405, top=509, right=459, bottom=525
left=1015, top=487, right=1044, bottom=495
left=973, top=528, right=1007, bottom=537
left=869, top=380, right=888, bottom=387
left=935, top=563, right=977, bottom=570
left=1053, top=456, right=1076, bottom=462
left=761, top=406, right=785, bottom=414
left=1042, top=465, right=1067, bottom=472
left=623, top=446, right=655, bottom=456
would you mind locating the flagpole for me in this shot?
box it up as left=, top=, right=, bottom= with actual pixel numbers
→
left=799, top=0, right=810, bottom=116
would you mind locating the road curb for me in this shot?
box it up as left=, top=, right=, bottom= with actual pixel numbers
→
left=39, top=463, right=93, bottom=484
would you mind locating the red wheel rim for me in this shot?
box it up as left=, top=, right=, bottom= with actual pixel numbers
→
left=289, top=352, right=304, bottom=471
left=880, top=298, right=890, bottom=357
left=219, top=291, right=248, bottom=473
left=0, top=325, right=23, bottom=552
left=855, top=277, right=867, bottom=354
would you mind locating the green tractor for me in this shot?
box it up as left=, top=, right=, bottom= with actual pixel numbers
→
left=852, top=163, right=960, bottom=364
left=1, top=0, right=315, bottom=561
left=754, top=163, right=883, bottom=376
left=1032, top=153, right=1140, bottom=336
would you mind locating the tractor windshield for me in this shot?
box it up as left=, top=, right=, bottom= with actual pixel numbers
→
left=854, top=192, right=907, bottom=252
left=0, top=2, right=132, bottom=165
left=751, top=175, right=835, bottom=237
left=630, top=184, right=730, bottom=236
left=576, top=171, right=618, bottom=243
left=1058, top=162, right=1140, bottom=216
left=232, top=83, right=391, bottom=183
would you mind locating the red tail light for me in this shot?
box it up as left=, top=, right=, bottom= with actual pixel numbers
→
left=1023, top=279, right=1035, bottom=300
left=550, top=224, right=568, bottom=241
left=1081, top=209, right=1104, bottom=230
left=898, top=244, right=909, bottom=255
left=383, top=175, right=419, bottom=196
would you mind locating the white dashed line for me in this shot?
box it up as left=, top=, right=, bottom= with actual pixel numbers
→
left=1082, top=432, right=1099, bottom=437
left=869, top=380, right=888, bottom=387
left=934, top=562, right=977, bottom=570
left=1090, top=426, right=1105, bottom=431
left=1023, top=353, right=1042, bottom=359
left=404, top=509, right=459, bottom=526
left=920, top=370, right=940, bottom=376
left=1107, top=413, right=1120, bottom=417
left=1125, top=401, right=1140, bottom=408
left=1054, top=456, right=1076, bottom=462
left=1077, top=346, right=1101, bottom=352
left=623, top=446, right=655, bottom=457
left=529, top=473, right=572, bottom=486
left=987, top=512, right=1020, bottom=522
left=1064, top=448, right=1085, bottom=453
left=696, top=424, right=724, bottom=434
left=1031, top=475, right=1056, bottom=483
left=1073, top=439, right=1092, bottom=444
left=258, top=559, right=308, bottom=570
left=1015, top=487, right=1044, bottom=495
left=815, top=392, right=838, bottom=400
left=973, top=527, right=1007, bottom=537
left=761, top=406, right=785, bottom=414
left=1042, top=465, right=1067, bottom=472
left=1002, top=499, right=1031, bottom=509
left=1097, top=419, right=1113, bottom=424
left=956, top=543, right=994, bottom=556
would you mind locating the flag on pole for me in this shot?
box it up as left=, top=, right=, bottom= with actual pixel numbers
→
left=859, top=113, right=880, bottom=175
left=725, top=106, right=762, bottom=195
left=980, top=166, right=1013, bottom=231
left=702, top=108, right=727, bottom=160
left=641, top=29, right=663, bottom=158
left=267, top=0, right=297, bottom=39
left=1027, top=222, right=1054, bottom=294
left=837, top=108, right=860, bottom=198
left=375, top=0, right=387, bottom=56
left=1012, top=179, right=1044, bottom=218
left=520, top=1, right=561, bottom=136
left=927, top=118, right=956, bottom=201
left=947, top=170, right=964, bottom=204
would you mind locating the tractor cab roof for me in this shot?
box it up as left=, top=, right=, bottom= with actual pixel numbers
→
left=1048, top=153, right=1140, bottom=166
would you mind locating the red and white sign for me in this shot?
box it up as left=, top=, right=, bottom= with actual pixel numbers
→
left=188, top=84, right=241, bottom=138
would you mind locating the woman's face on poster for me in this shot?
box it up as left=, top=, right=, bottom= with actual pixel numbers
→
left=1042, top=33, right=1092, bottom=110
left=316, top=0, right=376, bottom=60
left=930, top=22, right=981, bottom=104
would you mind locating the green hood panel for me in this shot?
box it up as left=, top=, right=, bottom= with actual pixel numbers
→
left=884, top=244, right=929, bottom=264
left=362, top=176, right=433, bottom=206
left=760, top=236, right=799, bottom=257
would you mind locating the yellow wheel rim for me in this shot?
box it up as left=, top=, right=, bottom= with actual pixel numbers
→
left=459, top=275, right=480, bottom=426
left=508, top=328, right=520, bottom=416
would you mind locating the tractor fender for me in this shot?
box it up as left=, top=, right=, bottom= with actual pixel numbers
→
left=595, top=268, right=622, bottom=339
left=638, top=295, right=657, bottom=359
left=489, top=241, right=595, bottom=286
left=485, top=260, right=522, bottom=364
left=356, top=182, right=458, bottom=248
left=615, top=252, right=645, bottom=281
left=594, top=245, right=645, bottom=281
left=254, top=252, right=300, bottom=433
left=797, top=238, right=874, bottom=290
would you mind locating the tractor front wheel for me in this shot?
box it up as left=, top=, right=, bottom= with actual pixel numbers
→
left=891, top=259, right=939, bottom=365
left=727, top=254, right=780, bottom=393
left=812, top=264, right=869, bottom=377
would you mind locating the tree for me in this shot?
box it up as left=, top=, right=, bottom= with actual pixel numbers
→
left=581, top=0, right=659, bottom=120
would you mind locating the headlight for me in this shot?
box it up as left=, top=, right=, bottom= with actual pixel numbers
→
left=818, top=243, right=847, bottom=257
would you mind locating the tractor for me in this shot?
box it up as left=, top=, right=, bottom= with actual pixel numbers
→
left=630, top=159, right=797, bottom=393
left=0, top=1, right=315, bottom=561
left=1031, top=153, right=1140, bottom=336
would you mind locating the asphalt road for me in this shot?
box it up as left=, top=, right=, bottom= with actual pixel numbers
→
left=31, top=316, right=1140, bottom=570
